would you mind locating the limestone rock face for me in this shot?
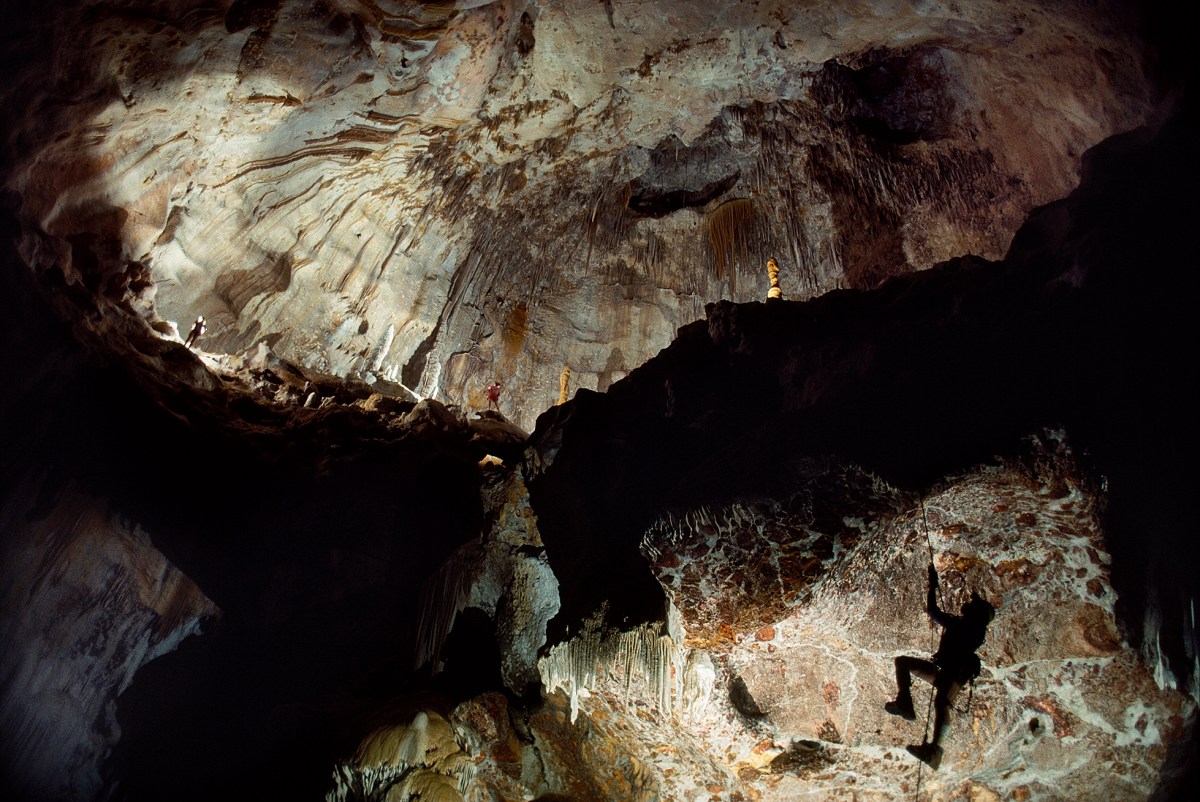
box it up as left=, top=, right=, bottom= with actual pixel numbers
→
left=636, top=441, right=1189, bottom=800
left=370, top=438, right=1193, bottom=801
left=2, top=0, right=1161, bottom=430
left=414, top=464, right=557, bottom=694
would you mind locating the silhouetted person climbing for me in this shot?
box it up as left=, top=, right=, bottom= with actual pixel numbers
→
left=184, top=316, right=206, bottom=349
left=885, top=564, right=994, bottom=768
left=486, top=380, right=502, bottom=411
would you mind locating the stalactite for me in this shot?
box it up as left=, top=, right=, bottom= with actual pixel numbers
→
left=538, top=608, right=685, bottom=723
left=681, top=650, right=715, bottom=717
left=705, top=197, right=754, bottom=291
left=413, top=548, right=477, bottom=671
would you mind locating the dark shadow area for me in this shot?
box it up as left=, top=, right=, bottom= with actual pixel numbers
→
left=627, top=172, right=740, bottom=218
left=439, top=606, right=505, bottom=700
left=1, top=199, right=487, bottom=800
left=813, top=47, right=958, bottom=145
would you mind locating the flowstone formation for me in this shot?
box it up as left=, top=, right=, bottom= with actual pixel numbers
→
left=638, top=439, right=1188, bottom=801
left=1, top=0, right=1163, bottom=429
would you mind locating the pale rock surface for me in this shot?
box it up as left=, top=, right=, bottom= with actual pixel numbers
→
left=383, top=433, right=1193, bottom=800
left=328, top=710, right=474, bottom=802
left=3, top=0, right=1158, bottom=430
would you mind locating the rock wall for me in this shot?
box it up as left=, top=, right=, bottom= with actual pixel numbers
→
left=0, top=477, right=216, bottom=802
left=411, top=438, right=1187, bottom=801
left=639, top=442, right=1189, bottom=800
left=328, top=103, right=1200, bottom=800
left=0, top=214, right=495, bottom=801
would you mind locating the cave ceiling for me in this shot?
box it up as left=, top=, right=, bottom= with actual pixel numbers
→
left=1, top=0, right=1162, bottom=430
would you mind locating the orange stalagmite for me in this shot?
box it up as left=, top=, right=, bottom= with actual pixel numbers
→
left=766, top=257, right=783, bottom=300
left=558, top=366, right=571, bottom=405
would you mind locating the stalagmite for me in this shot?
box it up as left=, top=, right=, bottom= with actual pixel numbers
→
left=327, top=711, right=473, bottom=802
left=766, top=257, right=783, bottom=300
left=558, top=366, right=571, bottom=405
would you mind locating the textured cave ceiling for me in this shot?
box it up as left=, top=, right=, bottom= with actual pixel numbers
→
left=1, top=0, right=1172, bottom=430
left=1, top=2, right=1197, bottom=802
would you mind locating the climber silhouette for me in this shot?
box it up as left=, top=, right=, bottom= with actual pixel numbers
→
left=885, top=564, right=994, bottom=769
left=485, top=380, right=502, bottom=410
left=184, top=316, right=206, bottom=349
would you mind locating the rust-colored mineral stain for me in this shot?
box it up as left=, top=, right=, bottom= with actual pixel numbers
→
left=1024, top=695, right=1076, bottom=737
left=1077, top=603, right=1121, bottom=654
left=500, top=302, right=528, bottom=372
left=995, top=557, right=1040, bottom=587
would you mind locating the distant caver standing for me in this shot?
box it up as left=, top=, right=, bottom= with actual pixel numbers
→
left=184, top=316, right=206, bottom=349
left=485, top=380, right=502, bottom=411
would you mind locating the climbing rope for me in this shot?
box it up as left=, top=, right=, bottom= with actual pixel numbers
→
left=916, top=691, right=935, bottom=797
left=923, top=497, right=978, bottom=714
left=921, top=498, right=943, bottom=607
left=916, top=497, right=939, bottom=799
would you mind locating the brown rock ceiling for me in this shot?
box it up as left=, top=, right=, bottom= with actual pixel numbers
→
left=1, top=0, right=1163, bottom=430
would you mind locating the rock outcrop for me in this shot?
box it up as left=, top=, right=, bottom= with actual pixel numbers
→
left=638, top=440, right=1187, bottom=800
left=326, top=100, right=1198, bottom=800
